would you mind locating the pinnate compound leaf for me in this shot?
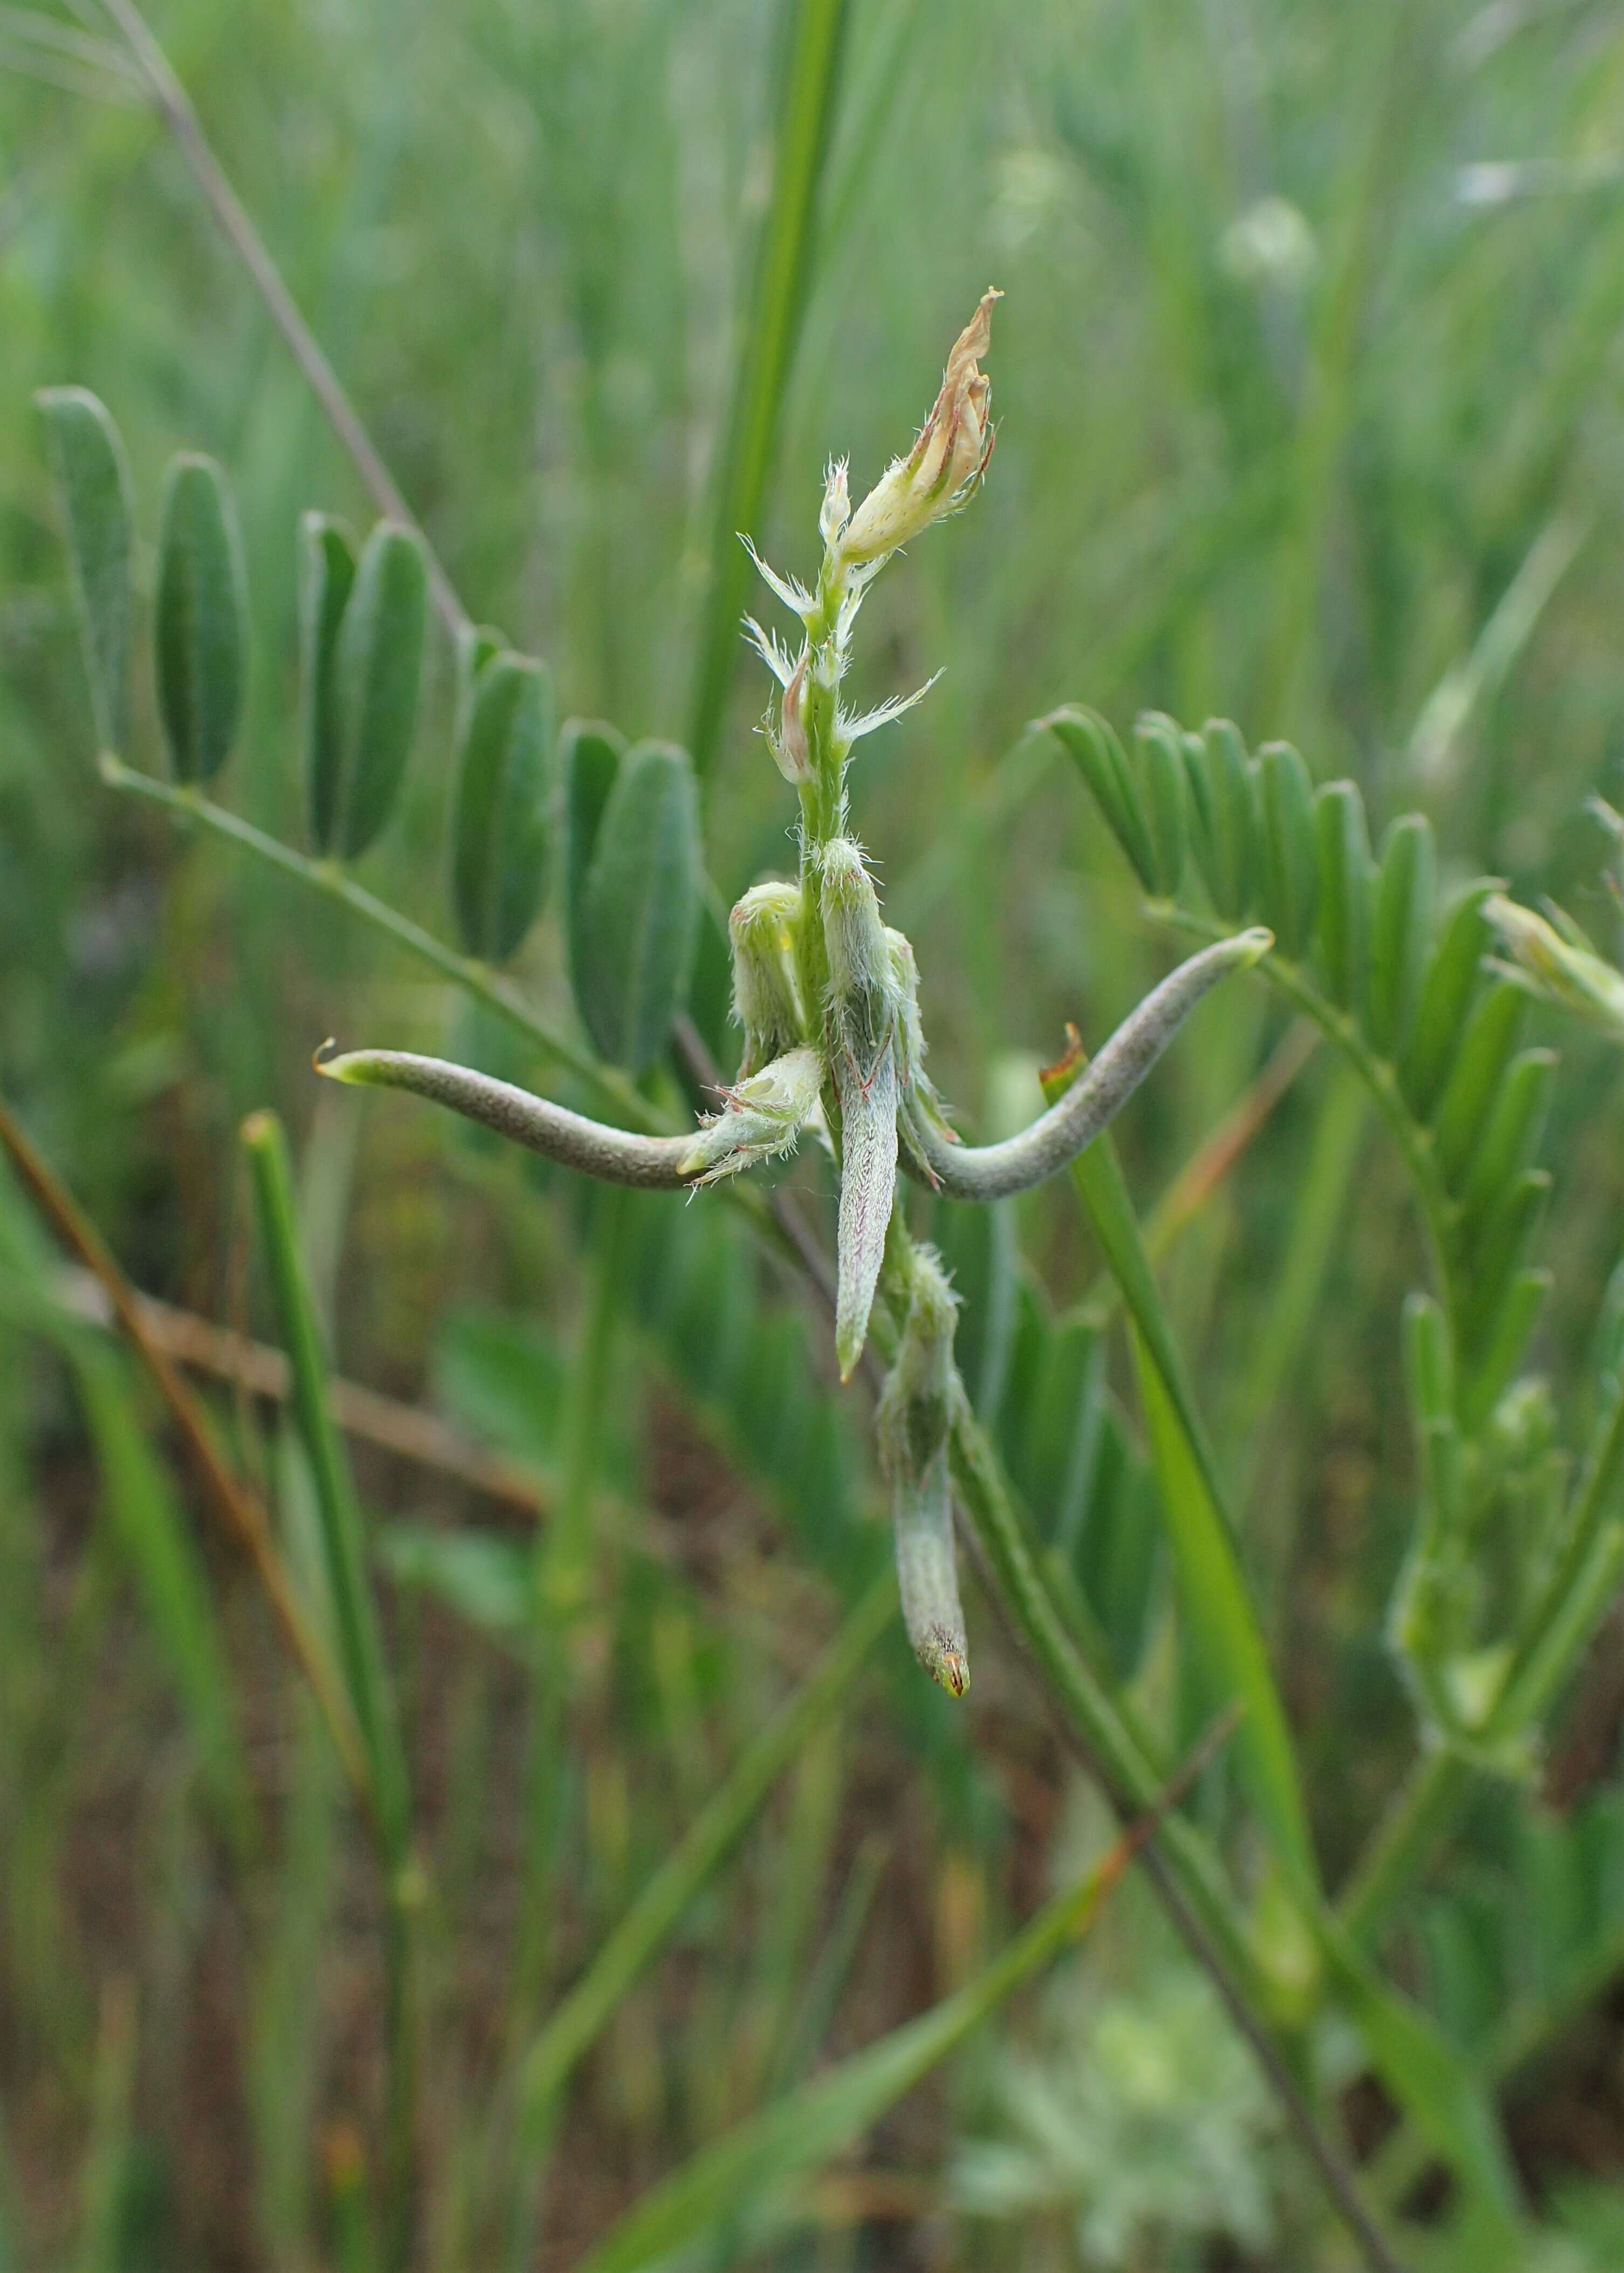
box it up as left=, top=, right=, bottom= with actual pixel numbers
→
left=1313, top=780, right=1373, bottom=1011
left=451, top=652, right=556, bottom=962
left=562, top=718, right=627, bottom=1029
left=1435, top=985, right=1526, bottom=1190
left=1256, top=739, right=1318, bottom=958
left=1403, top=882, right=1498, bottom=1119
left=577, top=740, right=701, bottom=1073
left=1134, top=712, right=1189, bottom=896
left=1458, top=1048, right=1555, bottom=1226
left=1365, top=813, right=1436, bottom=1062
left=1186, top=720, right=1258, bottom=922
left=298, top=512, right=357, bottom=851
left=36, top=386, right=133, bottom=754
left=330, top=521, right=427, bottom=858
left=154, top=453, right=248, bottom=784
left=1047, top=706, right=1157, bottom=891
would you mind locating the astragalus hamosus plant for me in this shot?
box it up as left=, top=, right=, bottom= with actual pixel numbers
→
left=314, top=293, right=1268, bottom=1694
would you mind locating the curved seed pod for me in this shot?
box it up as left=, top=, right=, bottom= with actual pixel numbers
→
left=1434, top=984, right=1525, bottom=1189
left=562, top=719, right=627, bottom=1027
left=329, top=522, right=427, bottom=858
left=1364, top=814, right=1436, bottom=1062
left=1133, top=713, right=1189, bottom=897
left=1458, top=1048, right=1556, bottom=1225
left=1255, top=740, right=1318, bottom=959
left=1401, top=882, right=1497, bottom=1120
left=1046, top=706, right=1157, bottom=891
left=299, top=513, right=357, bottom=851
left=315, top=1046, right=693, bottom=1187
left=577, top=741, right=701, bottom=1074
left=154, top=453, right=248, bottom=784
left=36, top=387, right=133, bottom=753
left=729, top=882, right=804, bottom=1075
left=1461, top=1267, right=1552, bottom=1432
left=1313, top=780, right=1373, bottom=1011
left=876, top=1247, right=967, bottom=1695
left=1185, top=720, right=1257, bottom=922
left=1463, top=1170, right=1551, bottom=1354
left=451, top=653, right=556, bottom=963
left=901, top=930, right=1272, bottom=1202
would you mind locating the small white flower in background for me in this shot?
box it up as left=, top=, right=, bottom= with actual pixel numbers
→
left=834, top=289, right=1001, bottom=571
left=1219, top=195, right=1318, bottom=291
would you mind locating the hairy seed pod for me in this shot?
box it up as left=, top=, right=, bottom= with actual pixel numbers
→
left=877, top=1249, right=968, bottom=1695
left=820, top=840, right=904, bottom=1375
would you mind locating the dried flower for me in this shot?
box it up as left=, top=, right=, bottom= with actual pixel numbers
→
left=835, top=290, right=1000, bottom=571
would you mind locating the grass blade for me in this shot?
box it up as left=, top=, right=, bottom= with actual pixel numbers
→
left=241, top=1109, right=407, bottom=1853
left=574, top=1724, right=1227, bottom=2273
left=1042, top=1049, right=1317, bottom=1890
left=515, top=1574, right=893, bottom=2135
left=73, top=1344, right=253, bottom=1853
left=687, top=0, right=851, bottom=777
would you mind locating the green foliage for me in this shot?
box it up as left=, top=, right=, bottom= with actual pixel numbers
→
left=15, top=1, right=1624, bottom=2266
left=35, top=386, right=132, bottom=755
left=571, top=740, right=701, bottom=1074
left=154, top=454, right=248, bottom=784
left=324, top=523, right=429, bottom=859
left=449, top=650, right=555, bottom=963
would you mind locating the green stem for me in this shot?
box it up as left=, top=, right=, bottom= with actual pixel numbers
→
left=687, top=0, right=850, bottom=775
left=101, top=755, right=653, bottom=1132
left=1337, top=1746, right=1471, bottom=1948
left=945, top=1393, right=1266, bottom=2001
left=381, top=1883, right=418, bottom=2273
left=514, top=1573, right=893, bottom=2140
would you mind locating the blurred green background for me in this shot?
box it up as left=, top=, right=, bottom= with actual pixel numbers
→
left=9, top=1, right=1624, bottom=2267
